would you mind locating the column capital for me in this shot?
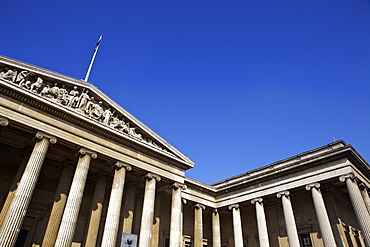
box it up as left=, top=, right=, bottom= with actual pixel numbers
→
left=228, top=204, right=240, bottom=211
left=144, top=172, right=161, bottom=182
left=112, top=161, right=132, bottom=171
left=182, top=198, right=187, bottom=204
left=0, top=117, right=9, bottom=126
left=170, top=182, right=187, bottom=191
left=305, top=182, right=320, bottom=191
left=339, top=173, right=356, bottom=183
left=276, top=191, right=290, bottom=198
left=78, top=147, right=97, bottom=159
left=194, top=203, right=205, bottom=210
left=212, top=208, right=219, bottom=215
left=251, top=197, right=263, bottom=204
left=35, top=131, right=57, bottom=144
left=358, top=182, right=369, bottom=191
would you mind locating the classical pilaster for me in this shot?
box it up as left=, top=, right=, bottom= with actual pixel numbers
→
left=122, top=183, right=138, bottom=233
left=42, top=163, right=75, bottom=247
left=194, top=203, right=205, bottom=247
left=101, top=161, right=132, bottom=247
left=228, top=204, right=243, bottom=247
left=0, top=147, right=31, bottom=227
left=339, top=174, right=370, bottom=246
left=169, top=182, right=187, bottom=247
left=139, top=173, right=161, bottom=247
left=276, top=191, right=300, bottom=247
left=212, top=209, right=221, bottom=247
left=305, top=183, right=337, bottom=247
left=54, top=147, right=97, bottom=247
left=358, top=183, right=370, bottom=214
left=0, top=131, right=56, bottom=247
left=251, top=198, right=270, bottom=247
left=84, top=172, right=108, bottom=247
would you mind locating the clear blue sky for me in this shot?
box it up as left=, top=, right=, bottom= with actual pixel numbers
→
left=1, top=0, right=370, bottom=184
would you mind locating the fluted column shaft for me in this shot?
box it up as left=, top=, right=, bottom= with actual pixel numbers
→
left=229, top=204, right=243, bottom=247
left=0, top=131, right=56, bottom=247
left=340, top=175, right=370, bottom=246
left=139, top=173, right=161, bottom=247
left=85, top=174, right=108, bottom=247
left=42, top=164, right=75, bottom=247
left=359, top=184, right=370, bottom=214
left=101, top=161, right=131, bottom=247
left=251, top=198, right=270, bottom=247
left=0, top=147, right=31, bottom=227
left=54, top=148, right=97, bottom=247
left=170, top=183, right=186, bottom=247
left=306, top=183, right=337, bottom=247
left=212, top=209, right=221, bottom=247
left=277, top=191, right=300, bottom=247
left=194, top=204, right=205, bottom=247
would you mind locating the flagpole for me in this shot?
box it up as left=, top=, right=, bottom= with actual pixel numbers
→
left=84, top=35, right=102, bottom=82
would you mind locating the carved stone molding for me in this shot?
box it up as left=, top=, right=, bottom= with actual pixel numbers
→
left=35, top=131, right=57, bottom=144
left=228, top=204, right=240, bottom=211
left=194, top=203, right=205, bottom=210
left=305, top=182, right=320, bottom=191
left=251, top=198, right=263, bottom=205
left=0, top=117, right=9, bottom=126
left=170, top=182, right=187, bottom=191
left=78, top=147, right=97, bottom=159
left=276, top=191, right=290, bottom=198
left=339, top=173, right=356, bottom=183
left=144, top=172, right=161, bottom=182
left=113, top=161, right=132, bottom=171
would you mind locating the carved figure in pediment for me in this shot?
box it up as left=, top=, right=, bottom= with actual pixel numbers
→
left=68, top=86, right=80, bottom=107
left=103, top=108, right=113, bottom=125
left=109, top=116, right=121, bottom=128
left=56, top=84, right=68, bottom=104
left=77, top=89, right=90, bottom=110
left=30, top=77, right=43, bottom=93
left=90, top=101, right=104, bottom=120
left=1, top=68, right=17, bottom=82
left=50, top=83, right=59, bottom=98
left=40, top=85, right=52, bottom=97
left=16, top=71, right=33, bottom=86
left=129, top=127, right=142, bottom=140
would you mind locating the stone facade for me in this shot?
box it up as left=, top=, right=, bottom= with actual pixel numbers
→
left=0, top=55, right=369, bottom=247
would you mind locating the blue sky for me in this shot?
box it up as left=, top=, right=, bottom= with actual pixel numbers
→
left=1, top=0, right=370, bottom=184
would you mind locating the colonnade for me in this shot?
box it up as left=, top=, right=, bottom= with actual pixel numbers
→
left=0, top=121, right=370, bottom=247
left=0, top=128, right=187, bottom=247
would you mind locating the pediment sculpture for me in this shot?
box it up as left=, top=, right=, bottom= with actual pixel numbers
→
left=0, top=66, right=168, bottom=153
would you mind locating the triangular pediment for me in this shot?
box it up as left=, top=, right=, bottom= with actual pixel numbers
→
left=0, top=55, right=194, bottom=168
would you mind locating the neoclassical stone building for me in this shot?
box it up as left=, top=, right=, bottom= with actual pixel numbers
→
left=0, top=55, right=369, bottom=247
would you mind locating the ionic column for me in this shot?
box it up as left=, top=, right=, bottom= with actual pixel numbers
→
left=42, top=163, right=75, bottom=247
left=0, top=117, right=9, bottom=127
left=138, top=173, right=161, bottom=247
left=0, top=147, right=31, bottom=227
left=54, top=147, right=97, bottom=247
left=339, top=174, right=370, bottom=246
left=276, top=191, right=300, bottom=247
left=169, top=182, right=187, bottom=247
left=358, top=183, right=370, bottom=214
left=101, top=161, right=132, bottom=247
left=194, top=203, right=205, bottom=247
left=251, top=198, right=270, bottom=247
left=122, top=183, right=138, bottom=233
left=212, top=209, right=221, bottom=247
left=0, top=131, right=56, bottom=247
left=84, top=173, right=108, bottom=247
left=305, top=183, right=337, bottom=247
left=228, top=204, right=243, bottom=247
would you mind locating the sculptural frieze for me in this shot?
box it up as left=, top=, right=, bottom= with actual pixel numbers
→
left=0, top=66, right=169, bottom=153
